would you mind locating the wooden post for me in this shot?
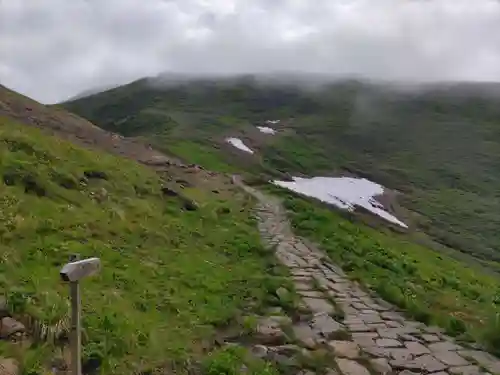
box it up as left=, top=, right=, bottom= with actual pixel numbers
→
left=69, top=254, right=82, bottom=375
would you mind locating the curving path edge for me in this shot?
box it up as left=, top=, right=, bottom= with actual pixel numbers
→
left=234, top=176, right=500, bottom=375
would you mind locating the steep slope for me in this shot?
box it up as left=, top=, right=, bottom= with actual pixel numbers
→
left=0, top=86, right=290, bottom=375
left=62, top=76, right=500, bottom=265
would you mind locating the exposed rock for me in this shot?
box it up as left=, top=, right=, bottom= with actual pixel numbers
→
left=335, top=358, right=370, bottom=375
left=0, top=357, right=18, bottom=375
left=0, top=317, right=25, bottom=339
left=328, top=341, right=360, bottom=359
left=182, top=199, right=199, bottom=211
left=276, top=287, right=290, bottom=299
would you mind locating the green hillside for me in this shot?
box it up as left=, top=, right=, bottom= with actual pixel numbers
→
left=0, top=92, right=288, bottom=374
left=63, top=76, right=500, bottom=265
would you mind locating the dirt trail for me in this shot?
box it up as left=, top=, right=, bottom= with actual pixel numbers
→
left=234, top=176, right=500, bottom=375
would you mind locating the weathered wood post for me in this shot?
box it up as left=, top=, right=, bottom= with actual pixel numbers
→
left=60, top=255, right=101, bottom=375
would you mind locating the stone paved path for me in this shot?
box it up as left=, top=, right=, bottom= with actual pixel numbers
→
left=235, top=176, right=500, bottom=375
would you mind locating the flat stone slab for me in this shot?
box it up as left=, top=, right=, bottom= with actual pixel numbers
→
left=369, top=358, right=392, bottom=375
left=405, top=341, right=431, bottom=355
left=429, top=341, right=461, bottom=352
left=335, top=358, right=370, bottom=375
left=298, top=290, right=327, bottom=299
left=311, top=313, right=343, bottom=337
left=391, top=354, right=448, bottom=373
left=433, top=351, right=469, bottom=367
left=329, top=340, right=360, bottom=359
left=302, top=297, right=335, bottom=314
left=448, top=365, right=482, bottom=375
left=458, top=350, right=500, bottom=374
left=421, top=334, right=441, bottom=342
left=376, top=338, right=403, bottom=348
left=293, top=323, right=317, bottom=349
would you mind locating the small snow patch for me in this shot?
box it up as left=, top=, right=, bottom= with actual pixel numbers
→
left=226, top=137, right=254, bottom=154
left=266, top=120, right=280, bottom=125
left=257, top=126, right=276, bottom=135
left=273, top=176, right=407, bottom=228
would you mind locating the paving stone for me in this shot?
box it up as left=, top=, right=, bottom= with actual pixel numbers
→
left=405, top=341, right=431, bottom=355
left=429, top=341, right=461, bottom=352
left=457, top=350, right=500, bottom=374
left=428, top=372, right=449, bottom=375
left=348, top=324, right=372, bottom=332
left=302, top=297, right=335, bottom=314
left=352, top=332, right=378, bottom=347
left=310, top=313, right=343, bottom=337
left=433, top=351, right=469, bottom=367
left=369, top=358, right=392, bottom=375
left=352, top=302, right=369, bottom=310
left=298, top=290, right=327, bottom=298
left=391, top=354, right=448, bottom=373
left=421, top=334, right=441, bottom=343
left=335, top=358, right=370, bottom=375
left=381, top=311, right=405, bottom=321
left=386, top=321, right=404, bottom=328
left=358, top=314, right=384, bottom=324
left=376, top=338, right=403, bottom=348
left=400, top=334, right=421, bottom=342
left=294, top=281, right=314, bottom=291
left=448, top=365, right=482, bottom=375
left=293, top=323, right=317, bottom=349
left=398, top=371, right=419, bottom=375
left=329, top=341, right=360, bottom=359
left=377, top=329, right=400, bottom=339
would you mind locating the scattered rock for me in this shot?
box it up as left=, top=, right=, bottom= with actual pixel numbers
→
left=251, top=345, right=269, bottom=358
left=328, top=341, right=360, bottom=359
left=255, top=317, right=286, bottom=345
left=182, top=199, right=199, bottom=211
left=161, top=187, right=179, bottom=197
left=0, top=357, right=18, bottom=375
left=335, top=358, right=370, bottom=375
left=302, top=298, right=334, bottom=314
left=0, top=317, right=25, bottom=339
left=83, top=170, right=108, bottom=180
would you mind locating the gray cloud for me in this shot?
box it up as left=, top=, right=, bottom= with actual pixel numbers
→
left=1, top=0, right=500, bottom=103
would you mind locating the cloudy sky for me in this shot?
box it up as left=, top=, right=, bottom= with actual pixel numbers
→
left=1, top=0, right=500, bottom=104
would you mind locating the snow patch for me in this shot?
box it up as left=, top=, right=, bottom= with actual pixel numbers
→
left=257, top=126, right=276, bottom=135
left=273, top=176, right=407, bottom=228
left=226, top=137, right=254, bottom=154
left=266, top=120, right=281, bottom=124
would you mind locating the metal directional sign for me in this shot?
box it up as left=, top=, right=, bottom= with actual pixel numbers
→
left=60, top=255, right=101, bottom=375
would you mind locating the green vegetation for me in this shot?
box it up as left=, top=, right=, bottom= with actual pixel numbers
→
left=0, top=116, right=285, bottom=374
left=272, top=186, right=500, bottom=353
left=202, top=346, right=279, bottom=375
left=62, top=77, right=500, bottom=265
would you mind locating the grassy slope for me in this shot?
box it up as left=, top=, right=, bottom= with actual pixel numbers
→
left=267, top=186, right=500, bottom=354
left=62, top=78, right=500, bottom=265
left=0, top=115, right=286, bottom=374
